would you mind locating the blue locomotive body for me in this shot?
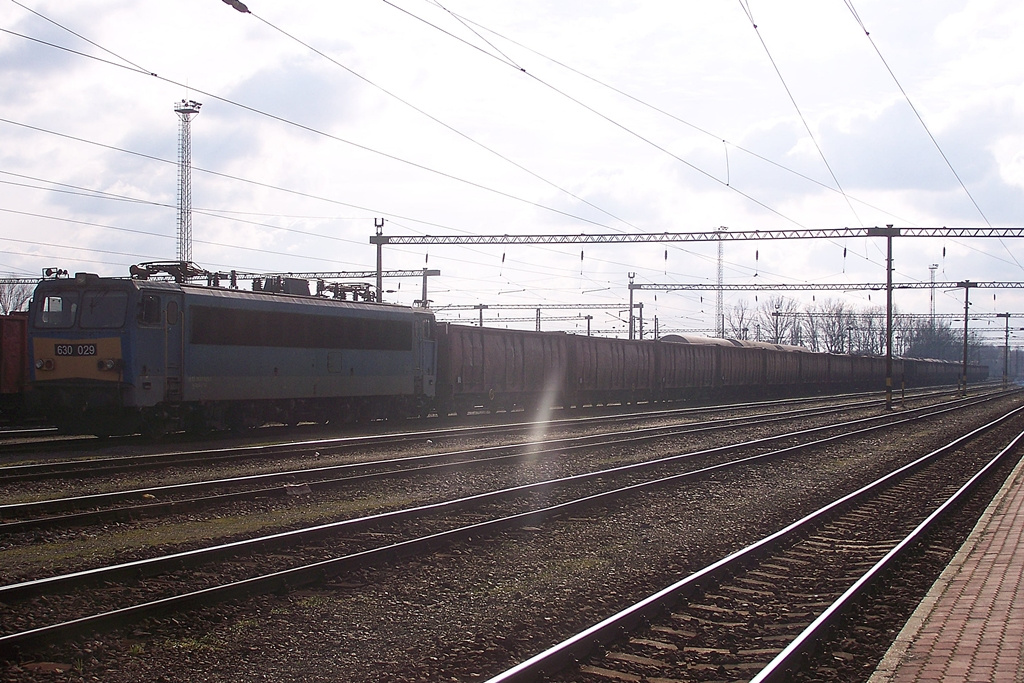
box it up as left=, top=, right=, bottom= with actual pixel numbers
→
left=27, top=273, right=436, bottom=435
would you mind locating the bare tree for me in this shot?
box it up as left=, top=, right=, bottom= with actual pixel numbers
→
left=756, top=296, right=801, bottom=345
left=726, top=299, right=752, bottom=339
left=801, top=302, right=822, bottom=352
left=852, top=307, right=885, bottom=355
left=817, top=299, right=852, bottom=353
left=904, top=319, right=961, bottom=360
left=0, top=283, right=32, bottom=315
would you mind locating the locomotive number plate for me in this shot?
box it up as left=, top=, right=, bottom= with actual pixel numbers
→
left=55, top=344, right=97, bottom=357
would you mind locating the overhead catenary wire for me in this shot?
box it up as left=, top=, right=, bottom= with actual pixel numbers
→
left=840, top=0, right=1024, bottom=275
left=0, top=116, right=536, bottom=238
left=450, top=9, right=916, bottom=228
left=736, top=0, right=863, bottom=227
left=2, top=3, right=1017, bottom=328
left=0, top=209, right=369, bottom=269
left=243, top=8, right=640, bottom=234
left=394, top=1, right=924, bottom=275
left=0, top=26, right=623, bottom=234
left=0, top=171, right=370, bottom=246
left=382, top=0, right=812, bottom=230
left=5, top=0, right=692, bottom=303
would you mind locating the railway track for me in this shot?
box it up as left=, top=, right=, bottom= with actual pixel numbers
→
left=0, top=388, right=990, bottom=535
left=0, top=385, right=967, bottom=478
left=486, top=409, right=1024, bottom=682
left=0, top=389, right=1016, bottom=660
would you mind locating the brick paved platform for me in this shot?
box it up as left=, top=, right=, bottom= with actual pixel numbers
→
left=868, top=452, right=1024, bottom=683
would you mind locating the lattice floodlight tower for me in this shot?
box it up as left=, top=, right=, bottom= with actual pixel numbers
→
left=174, top=99, right=202, bottom=266
left=716, top=226, right=728, bottom=338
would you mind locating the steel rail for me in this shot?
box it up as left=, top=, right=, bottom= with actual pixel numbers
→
left=482, top=406, right=1024, bottom=683
left=1, top=392, right=1001, bottom=593
left=0, top=395, right=1010, bottom=654
left=749, top=425, right=1024, bottom=682
left=0, top=384, right=966, bottom=482
left=0, top=389, right=980, bottom=531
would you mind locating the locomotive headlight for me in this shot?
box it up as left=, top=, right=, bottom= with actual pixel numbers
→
left=35, top=359, right=54, bottom=371
left=97, top=358, right=120, bottom=371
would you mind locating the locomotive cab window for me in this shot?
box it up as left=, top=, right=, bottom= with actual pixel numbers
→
left=138, top=295, right=162, bottom=325
left=34, top=292, right=80, bottom=329
left=80, top=290, right=128, bottom=329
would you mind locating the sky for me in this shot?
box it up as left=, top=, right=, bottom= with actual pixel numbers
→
left=1, top=0, right=1023, bottom=341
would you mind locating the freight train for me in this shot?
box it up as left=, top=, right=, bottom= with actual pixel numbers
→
left=21, top=272, right=987, bottom=436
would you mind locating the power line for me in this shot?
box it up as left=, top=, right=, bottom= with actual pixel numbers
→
left=245, top=8, right=639, bottom=233
left=0, top=26, right=623, bottom=233
left=382, top=1, right=810, bottom=229
left=736, top=1, right=862, bottom=226
left=840, top=1, right=1023, bottom=277
left=0, top=208, right=362, bottom=267
left=451, top=10, right=916, bottom=227
left=842, top=0, right=992, bottom=229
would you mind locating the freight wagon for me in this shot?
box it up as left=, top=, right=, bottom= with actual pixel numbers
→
left=0, top=312, right=29, bottom=420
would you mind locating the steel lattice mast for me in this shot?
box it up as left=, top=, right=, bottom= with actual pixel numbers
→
left=174, top=100, right=201, bottom=265
left=716, top=227, right=727, bottom=337
left=627, top=281, right=1024, bottom=291
left=370, top=226, right=1024, bottom=246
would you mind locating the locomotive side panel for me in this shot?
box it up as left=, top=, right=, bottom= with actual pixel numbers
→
left=181, top=289, right=422, bottom=402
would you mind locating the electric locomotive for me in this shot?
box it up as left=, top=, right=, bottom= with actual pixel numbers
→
left=27, top=272, right=437, bottom=436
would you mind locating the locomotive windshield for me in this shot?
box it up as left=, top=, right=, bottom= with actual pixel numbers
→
left=33, top=289, right=129, bottom=329
left=33, top=291, right=80, bottom=329
left=80, top=290, right=129, bottom=328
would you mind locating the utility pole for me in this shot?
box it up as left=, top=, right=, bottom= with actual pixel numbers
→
left=628, top=272, right=636, bottom=340
left=174, top=99, right=201, bottom=266
left=958, top=280, right=976, bottom=396
left=867, top=225, right=900, bottom=410
left=997, top=312, right=1010, bottom=388
left=373, top=218, right=385, bottom=302
left=417, top=268, right=430, bottom=309
left=929, top=263, right=938, bottom=327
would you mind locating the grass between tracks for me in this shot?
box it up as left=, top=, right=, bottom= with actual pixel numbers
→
left=0, top=493, right=420, bottom=584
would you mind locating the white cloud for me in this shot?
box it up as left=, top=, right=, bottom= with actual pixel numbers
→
left=1, top=0, right=1022, bottom=329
